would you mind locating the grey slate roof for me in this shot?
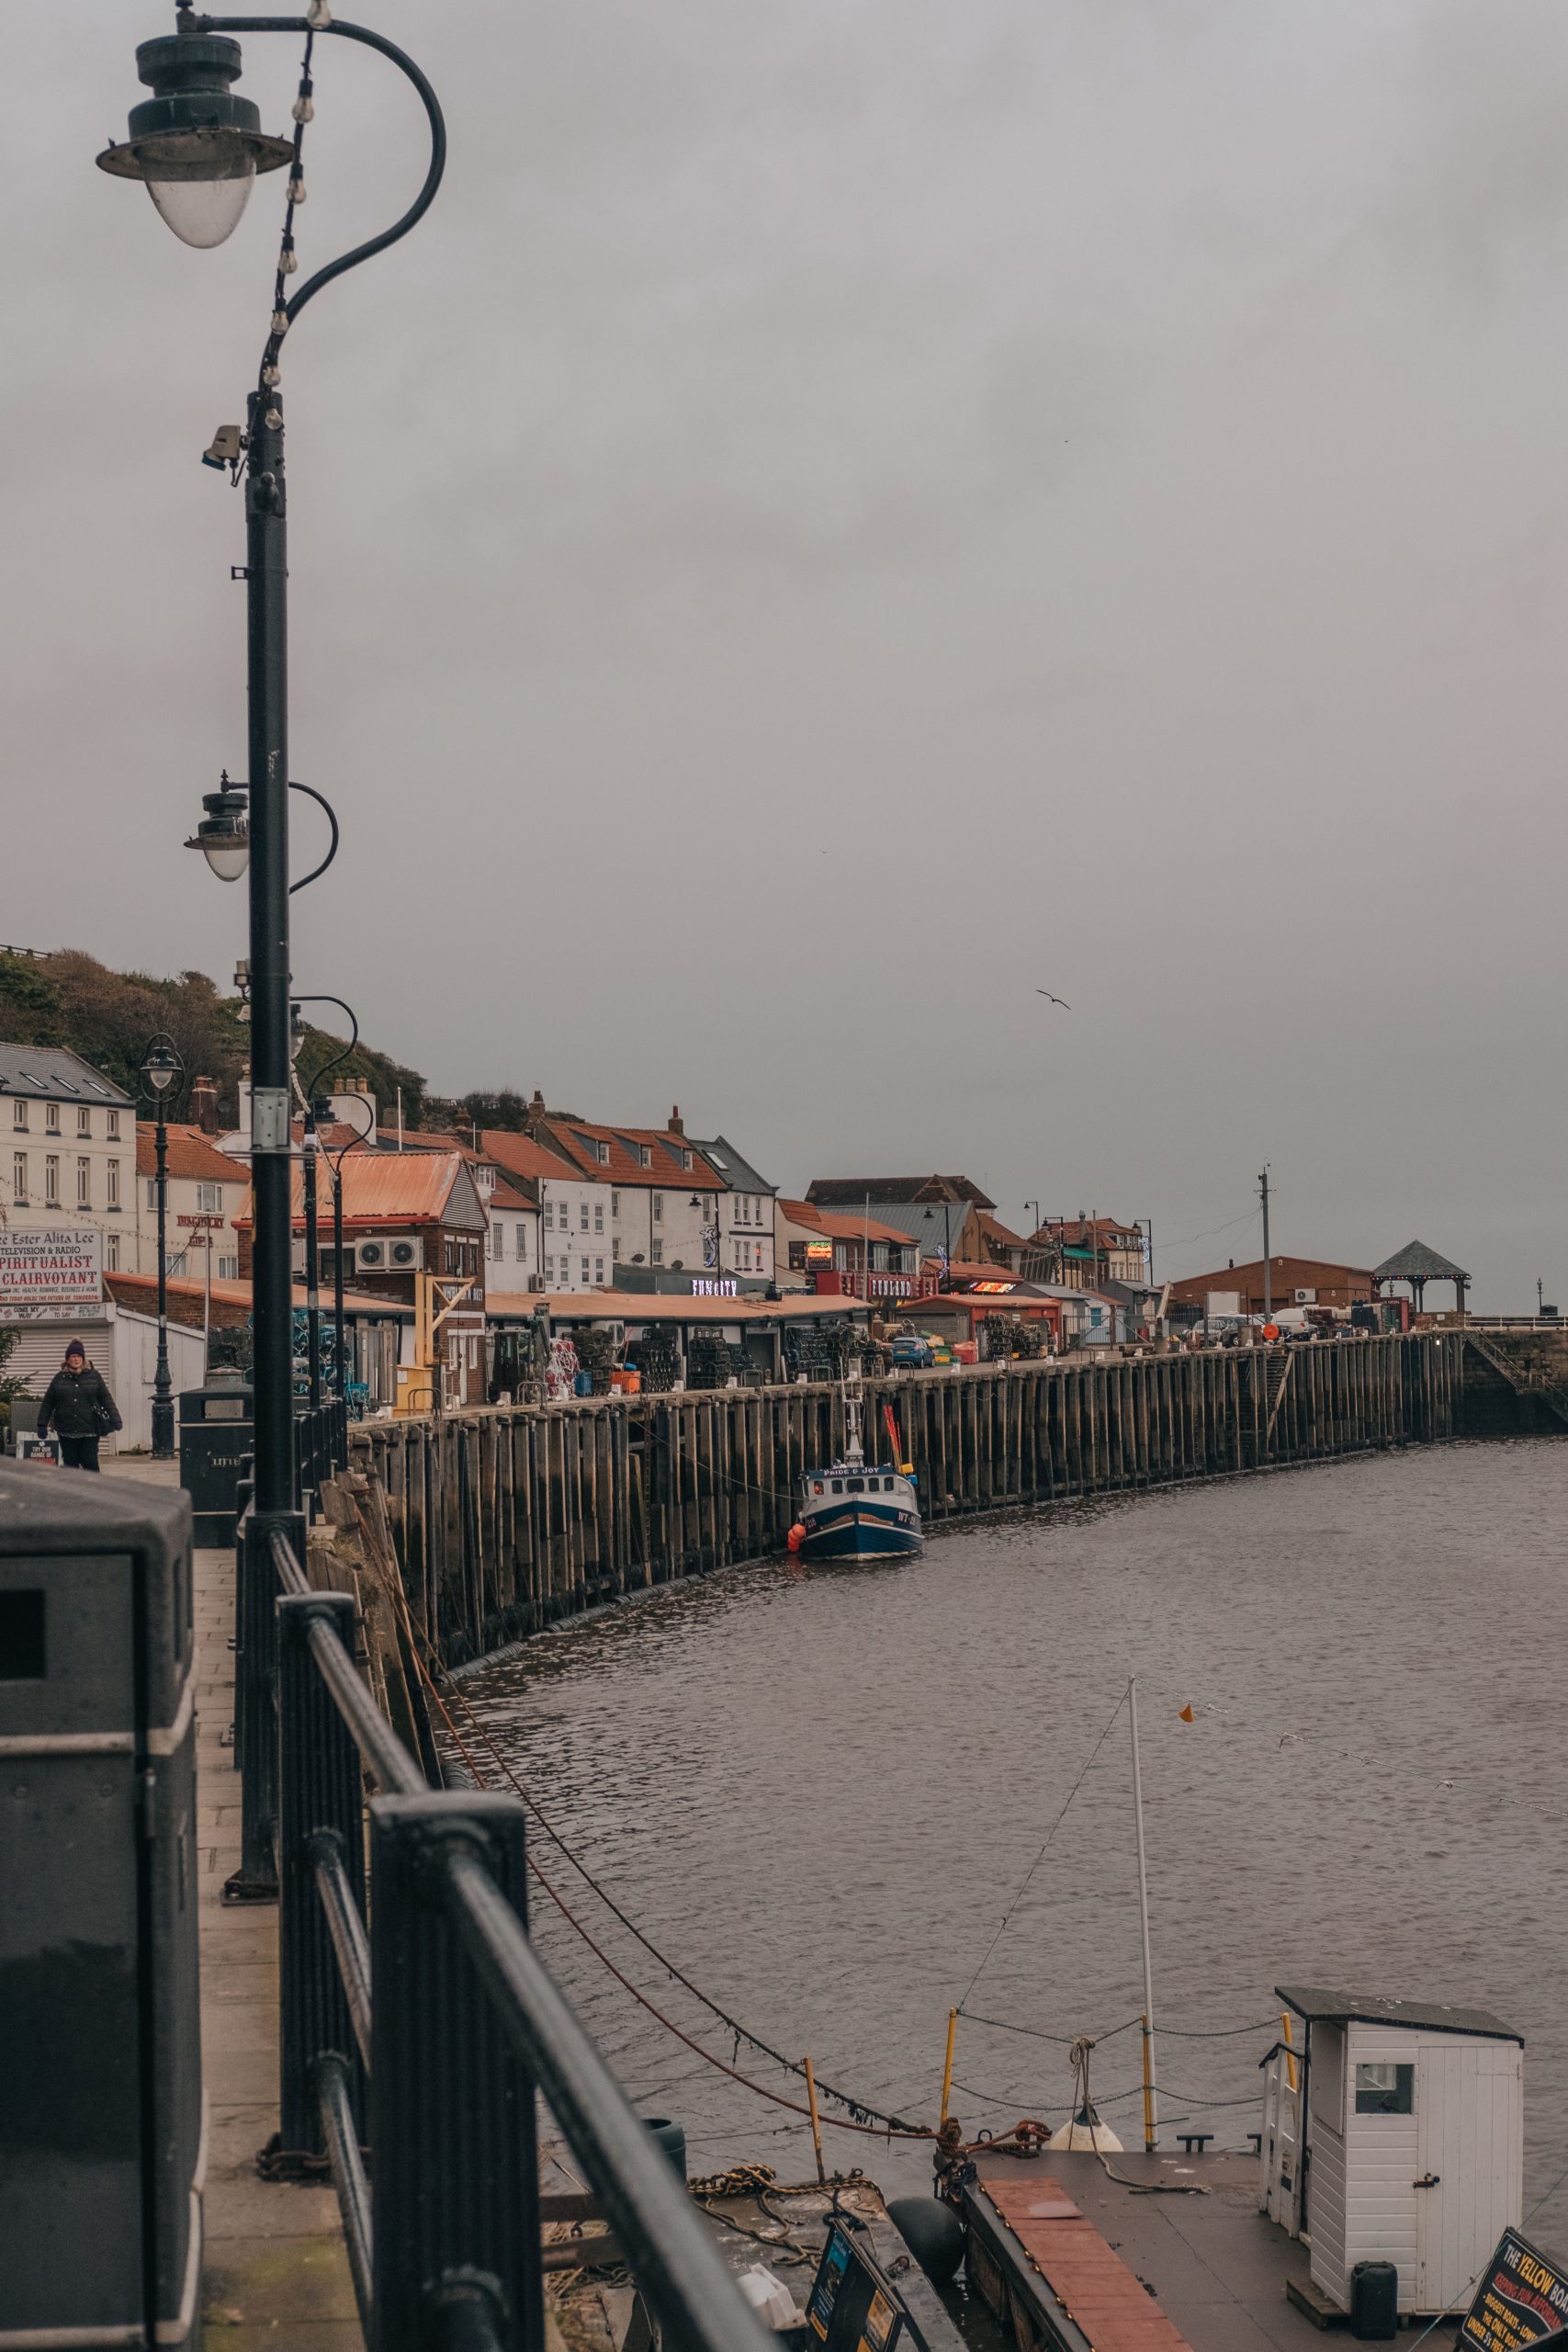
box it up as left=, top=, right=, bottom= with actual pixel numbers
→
left=0, top=1042, right=133, bottom=1105
left=1373, top=1239, right=1471, bottom=1284
left=688, top=1136, right=775, bottom=1196
left=844, top=1200, right=976, bottom=1246
left=1277, top=1985, right=1520, bottom=2042
left=807, top=1175, right=997, bottom=1210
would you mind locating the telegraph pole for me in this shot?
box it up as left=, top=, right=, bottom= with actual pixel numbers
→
left=1259, top=1169, right=1272, bottom=1324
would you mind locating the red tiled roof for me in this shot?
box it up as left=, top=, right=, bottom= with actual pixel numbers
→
left=1041, top=1217, right=1142, bottom=1245
left=778, top=1198, right=909, bottom=1246
left=977, top=1212, right=1032, bottom=1251
left=479, top=1130, right=583, bottom=1187
left=135, top=1123, right=248, bottom=1184
left=538, top=1116, right=699, bottom=1191
left=234, top=1151, right=466, bottom=1230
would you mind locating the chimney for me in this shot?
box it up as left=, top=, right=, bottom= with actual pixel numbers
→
left=669, top=1104, right=683, bottom=1136
left=190, top=1075, right=219, bottom=1135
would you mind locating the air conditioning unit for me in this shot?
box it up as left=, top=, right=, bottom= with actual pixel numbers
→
left=1294, top=1288, right=1317, bottom=1306
left=355, top=1238, right=389, bottom=1272
left=527, top=1274, right=547, bottom=1293
left=388, top=1237, right=423, bottom=1271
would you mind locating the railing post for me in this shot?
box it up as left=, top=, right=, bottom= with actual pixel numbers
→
left=225, top=1508, right=307, bottom=1904
left=277, top=1591, right=367, bottom=2158
left=370, top=1794, right=543, bottom=2352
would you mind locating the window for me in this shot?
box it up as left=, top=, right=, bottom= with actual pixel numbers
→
left=45, top=1155, right=60, bottom=1205
left=847, top=1476, right=865, bottom=1493
left=12, top=1151, right=26, bottom=1203
left=105, top=1230, right=119, bottom=1272
left=580, top=1204, right=589, bottom=1232
left=491, top=1221, right=505, bottom=1261
left=544, top=1200, right=555, bottom=1228
left=45, top=1102, right=60, bottom=1134
left=593, top=1203, right=604, bottom=1231
left=219, top=1255, right=239, bottom=1281
left=580, top=1258, right=590, bottom=1283
left=515, top=1224, right=528, bottom=1261
left=545, top=1256, right=556, bottom=1281
left=196, top=1182, right=222, bottom=1213
left=77, top=1107, right=92, bottom=1136
left=169, top=1250, right=188, bottom=1278
left=830, top=1478, right=842, bottom=1495
left=651, top=1239, right=663, bottom=1265
left=611, top=1191, right=620, bottom=1217
left=652, top=1193, right=663, bottom=1224
left=11, top=1100, right=26, bottom=1129
left=637, top=1144, right=651, bottom=1169
left=680, top=1148, right=692, bottom=1170
left=107, top=1110, right=119, bottom=1140
left=1356, top=2064, right=1413, bottom=2115
left=107, top=1159, right=120, bottom=1208
left=594, top=1257, right=604, bottom=1282
left=147, top=1178, right=159, bottom=1210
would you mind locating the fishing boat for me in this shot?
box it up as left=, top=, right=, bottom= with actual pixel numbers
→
left=790, top=1386, right=923, bottom=1562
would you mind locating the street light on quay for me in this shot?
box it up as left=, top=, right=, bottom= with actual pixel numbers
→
left=139, top=1033, right=185, bottom=1461
left=97, top=6, right=445, bottom=1748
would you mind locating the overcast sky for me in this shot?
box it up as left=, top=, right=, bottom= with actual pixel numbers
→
left=8, top=2, right=1568, bottom=1306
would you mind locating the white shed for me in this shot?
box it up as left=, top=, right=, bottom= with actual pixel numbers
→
left=1262, top=1985, right=1523, bottom=2319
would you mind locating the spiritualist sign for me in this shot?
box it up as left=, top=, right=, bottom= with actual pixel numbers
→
left=0, top=1224, right=102, bottom=1307
left=1459, top=2229, right=1568, bottom=2352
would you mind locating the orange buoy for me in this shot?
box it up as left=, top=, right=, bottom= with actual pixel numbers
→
left=787, top=1522, right=806, bottom=1554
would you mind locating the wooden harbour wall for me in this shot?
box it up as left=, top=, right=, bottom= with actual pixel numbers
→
left=347, top=1333, right=1464, bottom=1668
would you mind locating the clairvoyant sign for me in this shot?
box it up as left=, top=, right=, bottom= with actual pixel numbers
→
left=1460, top=2230, right=1568, bottom=2352
left=0, top=1224, right=103, bottom=1307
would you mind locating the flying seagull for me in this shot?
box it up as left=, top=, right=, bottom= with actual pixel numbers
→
left=1035, top=989, right=1071, bottom=1010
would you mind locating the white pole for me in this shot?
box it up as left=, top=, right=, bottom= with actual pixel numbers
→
left=1130, top=1676, right=1159, bottom=2144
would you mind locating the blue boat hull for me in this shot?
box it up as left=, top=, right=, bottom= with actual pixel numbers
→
left=797, top=1504, right=923, bottom=1562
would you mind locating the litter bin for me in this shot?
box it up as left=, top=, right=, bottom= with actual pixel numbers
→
left=0, top=1461, right=201, bottom=2347
left=1350, top=2260, right=1399, bottom=2340
left=179, top=1376, right=254, bottom=1545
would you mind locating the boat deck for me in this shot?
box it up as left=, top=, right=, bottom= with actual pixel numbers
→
left=967, top=2149, right=1461, bottom=2352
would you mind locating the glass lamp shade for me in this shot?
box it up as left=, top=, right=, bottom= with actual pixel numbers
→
left=199, top=831, right=251, bottom=881
left=145, top=141, right=256, bottom=248
left=143, top=1042, right=181, bottom=1094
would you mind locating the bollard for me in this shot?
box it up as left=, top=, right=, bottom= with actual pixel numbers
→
left=369, top=1794, right=542, bottom=2352
left=277, top=1591, right=367, bottom=2158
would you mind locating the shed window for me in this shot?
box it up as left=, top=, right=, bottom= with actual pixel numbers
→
left=1356, top=2063, right=1414, bottom=2115
left=846, top=1476, right=864, bottom=1493
left=830, top=1478, right=842, bottom=1495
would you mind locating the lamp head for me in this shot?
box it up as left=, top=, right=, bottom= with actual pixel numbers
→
left=96, top=28, right=292, bottom=247
left=185, top=773, right=250, bottom=881
left=141, top=1036, right=182, bottom=1095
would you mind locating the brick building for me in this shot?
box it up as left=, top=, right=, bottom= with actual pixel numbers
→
left=1168, top=1255, right=1376, bottom=1317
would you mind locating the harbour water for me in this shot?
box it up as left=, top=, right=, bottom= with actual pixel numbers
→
left=458, top=1437, right=1568, bottom=2288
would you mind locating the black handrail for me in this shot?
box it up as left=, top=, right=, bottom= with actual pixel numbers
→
left=267, top=1556, right=773, bottom=2352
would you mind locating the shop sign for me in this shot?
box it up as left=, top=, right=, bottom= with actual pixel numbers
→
left=1460, top=2231, right=1568, bottom=2352
left=0, top=1224, right=102, bottom=1307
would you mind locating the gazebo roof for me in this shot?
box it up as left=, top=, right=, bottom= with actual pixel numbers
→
left=1373, top=1239, right=1470, bottom=1284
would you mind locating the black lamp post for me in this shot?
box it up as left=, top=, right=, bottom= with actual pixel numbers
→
left=140, top=1034, right=184, bottom=1458
left=99, top=10, right=444, bottom=1649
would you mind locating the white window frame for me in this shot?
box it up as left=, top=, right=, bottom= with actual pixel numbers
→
left=12, top=1149, right=26, bottom=1203
left=107, top=1109, right=119, bottom=1139
left=77, top=1107, right=92, bottom=1137
left=107, top=1159, right=120, bottom=1208
left=12, top=1100, right=26, bottom=1130
left=46, top=1154, right=61, bottom=1204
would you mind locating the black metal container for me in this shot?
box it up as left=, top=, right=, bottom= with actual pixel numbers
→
left=1351, top=2259, right=1400, bottom=2339
left=179, top=1377, right=254, bottom=1544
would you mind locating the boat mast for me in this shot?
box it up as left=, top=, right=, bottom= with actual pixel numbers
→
left=1129, top=1677, right=1159, bottom=2147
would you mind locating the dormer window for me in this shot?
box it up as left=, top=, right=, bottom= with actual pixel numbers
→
left=637, top=1144, right=651, bottom=1169
left=680, top=1148, right=693, bottom=1170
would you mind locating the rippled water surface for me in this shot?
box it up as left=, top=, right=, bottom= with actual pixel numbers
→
left=459, top=1439, right=1568, bottom=2255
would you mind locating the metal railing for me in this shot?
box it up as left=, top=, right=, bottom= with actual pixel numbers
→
left=249, top=1521, right=773, bottom=2351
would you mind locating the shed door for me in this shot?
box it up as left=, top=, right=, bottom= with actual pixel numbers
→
left=1416, top=2042, right=1519, bottom=2312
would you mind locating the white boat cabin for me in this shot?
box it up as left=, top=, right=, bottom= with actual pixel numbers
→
left=1261, top=1984, right=1523, bottom=2318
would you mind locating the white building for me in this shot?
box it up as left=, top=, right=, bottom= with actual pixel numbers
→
left=479, top=1129, right=610, bottom=1291
left=134, top=1122, right=248, bottom=1282
left=690, top=1135, right=776, bottom=1283
left=0, top=1043, right=135, bottom=1268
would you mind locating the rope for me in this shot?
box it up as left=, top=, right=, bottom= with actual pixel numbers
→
left=1066, top=2035, right=1205, bottom=2197
left=956, top=1683, right=1130, bottom=2011
left=364, top=1518, right=935, bottom=2143
left=959, top=2009, right=1142, bottom=2047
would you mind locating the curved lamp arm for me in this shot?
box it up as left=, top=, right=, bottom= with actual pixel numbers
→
left=195, top=15, right=446, bottom=326
left=328, top=1092, right=377, bottom=1170
left=292, top=992, right=359, bottom=1102
left=288, top=780, right=339, bottom=896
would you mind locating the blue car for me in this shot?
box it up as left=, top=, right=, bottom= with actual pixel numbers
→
left=890, top=1335, right=934, bottom=1369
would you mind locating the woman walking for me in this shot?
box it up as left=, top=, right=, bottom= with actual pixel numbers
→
left=36, top=1339, right=123, bottom=1471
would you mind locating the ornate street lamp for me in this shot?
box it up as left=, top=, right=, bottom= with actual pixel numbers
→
left=139, top=1033, right=185, bottom=1458
left=98, top=6, right=443, bottom=1902
left=185, top=772, right=251, bottom=881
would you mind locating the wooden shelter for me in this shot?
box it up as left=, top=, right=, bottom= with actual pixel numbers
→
left=1373, top=1240, right=1469, bottom=1317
